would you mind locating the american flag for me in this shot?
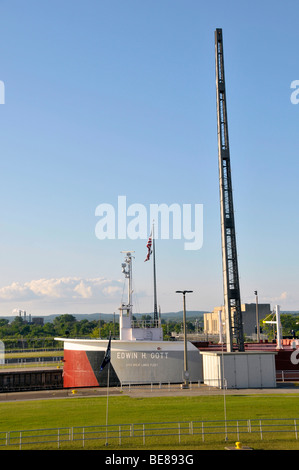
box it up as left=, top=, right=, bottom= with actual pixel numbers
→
left=144, top=233, right=152, bottom=262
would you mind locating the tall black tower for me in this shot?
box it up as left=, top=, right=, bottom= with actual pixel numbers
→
left=215, top=28, right=244, bottom=352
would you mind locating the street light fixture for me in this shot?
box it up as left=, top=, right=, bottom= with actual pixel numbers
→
left=254, top=290, right=260, bottom=343
left=176, top=290, right=193, bottom=389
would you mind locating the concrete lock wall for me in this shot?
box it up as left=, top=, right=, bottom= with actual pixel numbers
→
left=201, top=351, right=277, bottom=389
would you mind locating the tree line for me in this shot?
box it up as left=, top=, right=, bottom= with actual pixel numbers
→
left=0, top=314, right=201, bottom=349
left=0, top=312, right=298, bottom=350
left=0, top=314, right=118, bottom=349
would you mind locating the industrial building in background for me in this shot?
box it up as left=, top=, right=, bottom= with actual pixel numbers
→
left=215, top=28, right=244, bottom=352
left=16, top=309, right=44, bottom=326
left=204, top=304, right=271, bottom=339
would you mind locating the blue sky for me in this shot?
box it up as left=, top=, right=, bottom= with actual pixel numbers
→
left=0, top=0, right=298, bottom=316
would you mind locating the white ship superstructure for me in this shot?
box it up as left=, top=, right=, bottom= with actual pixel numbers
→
left=56, top=250, right=203, bottom=388
left=119, top=251, right=163, bottom=341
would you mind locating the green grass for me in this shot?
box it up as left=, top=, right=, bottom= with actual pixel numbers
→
left=1, top=394, right=299, bottom=450
left=4, top=350, right=63, bottom=359
left=0, top=349, right=64, bottom=369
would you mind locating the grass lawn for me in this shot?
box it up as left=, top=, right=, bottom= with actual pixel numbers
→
left=4, top=350, right=63, bottom=359
left=0, top=393, right=299, bottom=450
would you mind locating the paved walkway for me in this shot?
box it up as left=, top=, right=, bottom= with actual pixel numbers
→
left=0, top=382, right=299, bottom=402
left=122, top=382, right=299, bottom=397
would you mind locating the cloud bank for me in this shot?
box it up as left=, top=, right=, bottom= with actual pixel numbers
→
left=0, top=277, right=123, bottom=302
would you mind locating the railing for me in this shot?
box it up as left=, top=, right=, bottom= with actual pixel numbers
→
left=0, top=358, right=63, bottom=370
left=276, top=370, right=299, bottom=382
left=120, top=381, right=204, bottom=391
left=130, top=320, right=160, bottom=329
left=0, top=418, right=298, bottom=449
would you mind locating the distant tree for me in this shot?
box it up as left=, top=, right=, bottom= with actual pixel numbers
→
left=141, top=315, right=152, bottom=321
left=42, top=322, right=56, bottom=336
left=262, top=313, right=299, bottom=339
left=53, top=314, right=77, bottom=336
left=281, top=314, right=299, bottom=337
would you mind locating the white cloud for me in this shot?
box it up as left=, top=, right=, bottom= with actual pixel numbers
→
left=279, top=291, right=288, bottom=301
left=0, top=277, right=123, bottom=302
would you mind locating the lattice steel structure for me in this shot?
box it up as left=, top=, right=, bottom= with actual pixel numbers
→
left=215, top=28, right=244, bottom=352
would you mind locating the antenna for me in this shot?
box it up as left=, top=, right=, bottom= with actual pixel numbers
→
left=119, top=251, right=135, bottom=316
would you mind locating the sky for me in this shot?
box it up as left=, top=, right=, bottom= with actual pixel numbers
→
left=0, top=0, right=298, bottom=317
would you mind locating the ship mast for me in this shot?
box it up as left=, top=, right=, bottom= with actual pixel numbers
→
left=152, top=224, right=158, bottom=326
left=119, top=248, right=163, bottom=341
left=119, top=251, right=134, bottom=319
left=119, top=251, right=135, bottom=339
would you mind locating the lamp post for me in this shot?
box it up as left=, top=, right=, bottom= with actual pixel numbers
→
left=176, top=290, right=193, bottom=389
left=254, top=290, right=260, bottom=343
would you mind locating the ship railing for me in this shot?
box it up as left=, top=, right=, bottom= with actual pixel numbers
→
left=276, top=370, right=299, bottom=383
left=130, top=320, right=160, bottom=329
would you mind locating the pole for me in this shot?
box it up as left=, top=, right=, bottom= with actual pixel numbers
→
left=105, top=361, right=110, bottom=446
left=176, top=290, right=193, bottom=389
left=128, top=256, right=132, bottom=308
left=275, top=305, right=282, bottom=350
left=262, top=306, right=283, bottom=349
left=183, top=294, right=188, bottom=384
left=221, top=340, right=227, bottom=440
left=218, top=308, right=224, bottom=344
left=254, top=291, right=260, bottom=343
left=152, top=223, right=158, bottom=326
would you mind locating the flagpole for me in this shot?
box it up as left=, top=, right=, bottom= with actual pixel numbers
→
left=99, top=332, right=111, bottom=447
left=105, top=360, right=110, bottom=446
left=152, top=222, right=158, bottom=326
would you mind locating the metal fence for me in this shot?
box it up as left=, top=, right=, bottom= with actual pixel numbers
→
left=0, top=418, right=298, bottom=449
left=276, top=370, right=299, bottom=382
left=119, top=380, right=204, bottom=391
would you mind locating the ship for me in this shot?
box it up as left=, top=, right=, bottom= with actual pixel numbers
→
left=56, top=241, right=203, bottom=388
